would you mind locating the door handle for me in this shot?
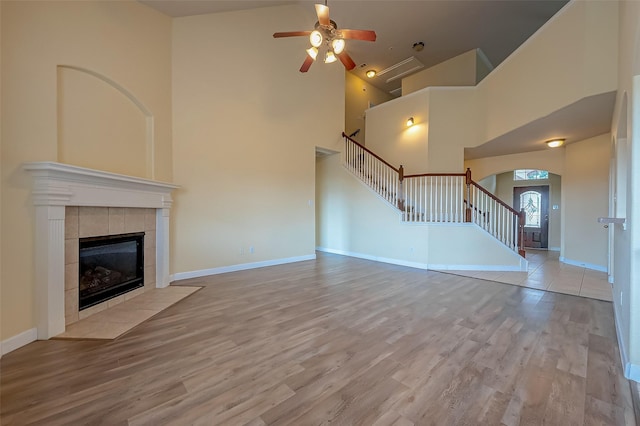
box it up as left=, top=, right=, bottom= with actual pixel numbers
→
left=604, top=224, right=609, bottom=228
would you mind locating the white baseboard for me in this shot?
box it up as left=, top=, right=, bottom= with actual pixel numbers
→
left=548, top=247, right=560, bottom=252
left=559, top=257, right=607, bottom=272
left=430, top=263, right=526, bottom=272
left=171, top=254, right=317, bottom=282
left=316, top=247, right=430, bottom=270
left=316, top=247, right=527, bottom=272
left=1, top=328, right=37, bottom=357
left=613, top=300, right=640, bottom=381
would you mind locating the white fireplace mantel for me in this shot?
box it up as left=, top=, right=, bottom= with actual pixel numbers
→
left=23, top=162, right=179, bottom=339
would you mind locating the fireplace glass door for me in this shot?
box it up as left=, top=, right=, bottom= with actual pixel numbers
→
left=79, top=232, right=144, bottom=310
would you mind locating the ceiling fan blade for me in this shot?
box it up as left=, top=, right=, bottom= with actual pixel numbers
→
left=300, top=55, right=314, bottom=73
left=315, top=4, right=330, bottom=26
left=336, top=51, right=356, bottom=71
left=273, top=31, right=312, bottom=38
left=339, top=29, right=377, bottom=42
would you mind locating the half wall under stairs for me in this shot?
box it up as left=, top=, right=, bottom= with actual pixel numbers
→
left=315, top=137, right=527, bottom=272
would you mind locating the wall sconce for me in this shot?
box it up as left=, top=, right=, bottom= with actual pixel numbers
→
left=546, top=138, right=565, bottom=148
left=366, top=70, right=376, bottom=78
left=406, top=117, right=414, bottom=127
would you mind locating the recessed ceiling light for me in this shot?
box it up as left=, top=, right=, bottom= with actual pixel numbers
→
left=366, top=70, right=377, bottom=78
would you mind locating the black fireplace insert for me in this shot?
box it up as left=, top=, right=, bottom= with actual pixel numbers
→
left=79, top=232, right=144, bottom=310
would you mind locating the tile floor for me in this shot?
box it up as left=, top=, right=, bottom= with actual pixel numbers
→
left=439, top=249, right=613, bottom=301
left=56, top=285, right=201, bottom=339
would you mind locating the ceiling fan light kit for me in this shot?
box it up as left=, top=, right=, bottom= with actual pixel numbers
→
left=332, top=38, right=345, bottom=54
left=310, top=30, right=323, bottom=47
left=306, top=46, right=319, bottom=60
left=273, top=2, right=377, bottom=73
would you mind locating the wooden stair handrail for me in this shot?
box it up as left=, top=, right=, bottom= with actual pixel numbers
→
left=342, top=134, right=525, bottom=258
left=469, top=179, right=520, bottom=216
left=342, top=133, right=400, bottom=173
left=404, top=173, right=467, bottom=178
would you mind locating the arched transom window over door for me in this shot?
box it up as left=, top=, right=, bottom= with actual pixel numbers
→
left=521, top=190, right=541, bottom=227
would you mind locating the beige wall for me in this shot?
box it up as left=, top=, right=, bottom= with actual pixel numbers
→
left=316, top=154, right=430, bottom=265
left=57, top=67, right=148, bottom=178
left=367, top=2, right=617, bottom=176
left=345, top=72, right=393, bottom=145
left=426, top=88, right=479, bottom=172
left=494, top=171, right=562, bottom=250
left=562, top=134, right=609, bottom=268
left=171, top=5, right=344, bottom=275
left=1, top=0, right=172, bottom=341
left=365, top=90, right=430, bottom=174
left=0, top=0, right=3, bottom=352
left=402, top=49, right=479, bottom=96
left=479, top=1, right=617, bottom=144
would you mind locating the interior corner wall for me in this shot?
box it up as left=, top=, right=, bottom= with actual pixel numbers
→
left=475, top=49, right=493, bottom=84
left=1, top=1, right=172, bottom=341
left=345, top=72, right=393, bottom=145
left=171, top=5, right=344, bottom=276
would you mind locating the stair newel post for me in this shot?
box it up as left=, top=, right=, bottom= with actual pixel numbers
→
left=465, top=168, right=472, bottom=222
left=398, top=165, right=405, bottom=211
left=518, top=209, right=526, bottom=257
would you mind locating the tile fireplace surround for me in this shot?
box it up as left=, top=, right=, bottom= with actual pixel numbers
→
left=23, top=162, right=179, bottom=339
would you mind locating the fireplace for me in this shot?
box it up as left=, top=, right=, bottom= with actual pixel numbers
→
left=79, top=232, right=145, bottom=309
left=24, top=161, right=178, bottom=339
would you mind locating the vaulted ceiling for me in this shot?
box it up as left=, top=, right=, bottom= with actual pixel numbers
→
left=140, top=0, right=614, bottom=160
left=140, top=0, right=568, bottom=95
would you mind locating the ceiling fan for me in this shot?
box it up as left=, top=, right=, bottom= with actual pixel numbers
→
left=273, top=2, right=376, bottom=73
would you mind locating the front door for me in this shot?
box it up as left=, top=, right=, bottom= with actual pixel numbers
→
left=513, top=186, right=549, bottom=249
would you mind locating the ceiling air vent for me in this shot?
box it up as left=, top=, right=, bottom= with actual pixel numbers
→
left=378, top=56, right=425, bottom=84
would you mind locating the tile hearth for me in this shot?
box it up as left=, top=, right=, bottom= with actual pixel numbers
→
left=56, top=286, right=200, bottom=339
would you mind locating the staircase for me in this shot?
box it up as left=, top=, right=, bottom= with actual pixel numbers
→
left=342, top=133, right=525, bottom=257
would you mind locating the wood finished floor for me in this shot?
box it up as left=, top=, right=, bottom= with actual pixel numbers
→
left=1, top=253, right=635, bottom=425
